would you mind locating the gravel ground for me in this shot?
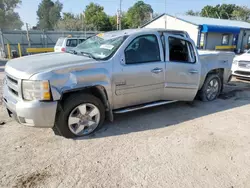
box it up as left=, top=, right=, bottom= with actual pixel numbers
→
left=0, top=67, right=250, bottom=188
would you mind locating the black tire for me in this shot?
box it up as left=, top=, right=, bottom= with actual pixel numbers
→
left=199, top=74, right=222, bottom=102
left=53, top=93, right=105, bottom=138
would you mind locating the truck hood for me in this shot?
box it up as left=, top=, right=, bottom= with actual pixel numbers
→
left=5, top=52, right=95, bottom=79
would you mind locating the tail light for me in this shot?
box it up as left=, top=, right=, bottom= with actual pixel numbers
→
left=61, top=47, right=66, bottom=52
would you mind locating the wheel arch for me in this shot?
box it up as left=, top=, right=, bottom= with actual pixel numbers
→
left=60, top=85, right=113, bottom=121
left=200, top=68, right=224, bottom=91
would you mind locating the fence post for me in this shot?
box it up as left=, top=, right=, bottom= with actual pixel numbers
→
left=26, top=23, right=31, bottom=48
left=18, top=43, right=22, bottom=57
left=7, top=43, right=11, bottom=59
left=0, top=29, right=5, bottom=58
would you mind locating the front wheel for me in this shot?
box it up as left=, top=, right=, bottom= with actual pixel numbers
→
left=53, top=93, right=105, bottom=138
left=199, top=74, right=222, bottom=102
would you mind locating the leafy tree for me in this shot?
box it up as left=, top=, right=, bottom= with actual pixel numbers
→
left=37, top=0, right=63, bottom=30
left=186, top=10, right=200, bottom=16
left=56, top=13, right=84, bottom=31
left=0, top=0, right=23, bottom=29
left=201, top=4, right=237, bottom=19
left=84, top=3, right=112, bottom=31
left=232, top=6, right=250, bottom=22
left=126, top=1, right=153, bottom=28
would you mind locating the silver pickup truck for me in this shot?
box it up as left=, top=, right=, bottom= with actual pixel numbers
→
left=3, top=29, right=234, bottom=138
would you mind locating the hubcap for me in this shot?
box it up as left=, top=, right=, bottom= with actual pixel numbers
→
left=68, top=103, right=100, bottom=136
left=206, top=78, right=219, bottom=101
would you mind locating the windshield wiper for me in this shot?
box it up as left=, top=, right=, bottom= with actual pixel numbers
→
left=80, top=51, right=99, bottom=60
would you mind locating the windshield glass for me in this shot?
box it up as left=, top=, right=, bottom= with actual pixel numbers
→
left=74, top=35, right=126, bottom=60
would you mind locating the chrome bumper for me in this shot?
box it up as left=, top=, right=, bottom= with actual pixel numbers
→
left=3, top=82, right=58, bottom=128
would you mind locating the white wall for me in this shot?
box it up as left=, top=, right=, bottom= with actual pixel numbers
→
left=144, top=15, right=200, bottom=45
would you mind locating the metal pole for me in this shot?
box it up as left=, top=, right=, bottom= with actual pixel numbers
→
left=18, top=43, right=22, bottom=57
left=0, top=29, right=5, bottom=58
left=26, top=23, right=31, bottom=48
left=7, top=43, right=11, bottom=59
left=119, top=0, right=122, bottom=30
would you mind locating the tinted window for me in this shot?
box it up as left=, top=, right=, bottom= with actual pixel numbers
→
left=222, top=34, right=229, bottom=45
left=66, top=39, right=78, bottom=47
left=125, top=35, right=161, bottom=64
left=79, top=39, right=86, bottom=44
left=168, top=37, right=196, bottom=63
left=55, top=38, right=64, bottom=46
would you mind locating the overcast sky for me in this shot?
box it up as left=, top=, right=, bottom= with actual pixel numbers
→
left=17, top=0, right=250, bottom=27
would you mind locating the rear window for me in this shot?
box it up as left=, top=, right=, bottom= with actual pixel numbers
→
left=66, top=39, right=78, bottom=47
left=55, top=38, right=64, bottom=46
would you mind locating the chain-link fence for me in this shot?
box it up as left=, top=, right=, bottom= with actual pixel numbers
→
left=0, top=29, right=99, bottom=58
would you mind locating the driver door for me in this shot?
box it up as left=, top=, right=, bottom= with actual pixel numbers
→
left=112, top=34, right=165, bottom=109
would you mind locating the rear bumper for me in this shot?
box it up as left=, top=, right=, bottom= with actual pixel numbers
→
left=3, top=82, right=58, bottom=128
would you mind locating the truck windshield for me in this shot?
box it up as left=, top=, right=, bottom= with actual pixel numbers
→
left=74, top=35, right=126, bottom=60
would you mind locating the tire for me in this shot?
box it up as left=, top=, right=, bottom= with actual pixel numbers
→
left=199, top=74, right=222, bottom=102
left=53, top=93, right=105, bottom=138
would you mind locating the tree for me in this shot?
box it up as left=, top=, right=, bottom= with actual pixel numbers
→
left=232, top=6, right=250, bottom=22
left=109, top=12, right=129, bottom=30
left=56, top=12, right=84, bottom=31
left=37, top=0, right=63, bottom=30
left=186, top=10, right=200, bottom=16
left=0, top=0, right=23, bottom=29
left=200, top=4, right=237, bottom=19
left=126, top=1, right=153, bottom=28
left=84, top=3, right=112, bottom=31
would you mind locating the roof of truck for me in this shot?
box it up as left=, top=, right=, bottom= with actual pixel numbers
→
left=97, top=28, right=190, bottom=39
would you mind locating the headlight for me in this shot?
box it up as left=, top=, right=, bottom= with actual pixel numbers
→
left=22, top=80, right=51, bottom=101
left=233, top=60, right=238, bottom=65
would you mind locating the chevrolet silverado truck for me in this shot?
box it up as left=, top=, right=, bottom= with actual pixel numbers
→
left=3, top=29, right=234, bottom=138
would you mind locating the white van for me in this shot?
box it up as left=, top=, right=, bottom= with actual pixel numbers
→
left=54, top=37, right=86, bottom=52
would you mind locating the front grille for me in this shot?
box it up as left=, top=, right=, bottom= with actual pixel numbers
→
left=7, top=75, right=18, bottom=84
left=8, top=87, right=18, bottom=96
left=238, top=61, right=250, bottom=69
left=235, top=71, right=250, bottom=76
left=6, top=75, right=19, bottom=97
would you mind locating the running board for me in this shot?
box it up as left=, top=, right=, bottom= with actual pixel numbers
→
left=113, top=100, right=177, bottom=114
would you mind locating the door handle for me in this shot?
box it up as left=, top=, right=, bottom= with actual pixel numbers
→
left=151, top=68, right=163, bottom=74
left=189, top=69, right=199, bottom=74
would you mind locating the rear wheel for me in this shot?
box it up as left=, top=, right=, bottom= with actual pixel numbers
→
left=53, top=93, right=105, bottom=138
left=199, top=74, right=222, bottom=102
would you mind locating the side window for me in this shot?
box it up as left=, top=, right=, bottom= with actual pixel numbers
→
left=66, top=39, right=78, bottom=47
left=168, top=37, right=196, bottom=63
left=79, top=39, right=85, bottom=44
left=222, top=34, right=229, bottom=45
left=125, top=35, right=161, bottom=64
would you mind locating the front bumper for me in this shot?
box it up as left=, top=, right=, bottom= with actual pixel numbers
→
left=231, top=64, right=250, bottom=78
left=3, top=81, right=58, bottom=128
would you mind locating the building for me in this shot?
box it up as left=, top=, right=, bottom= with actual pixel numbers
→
left=142, top=14, right=250, bottom=52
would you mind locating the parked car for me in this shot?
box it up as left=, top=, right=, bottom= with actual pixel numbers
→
left=232, top=50, right=250, bottom=79
left=3, top=29, right=234, bottom=138
left=54, top=37, right=86, bottom=52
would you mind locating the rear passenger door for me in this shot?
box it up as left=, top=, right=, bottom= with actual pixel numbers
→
left=164, top=34, right=201, bottom=101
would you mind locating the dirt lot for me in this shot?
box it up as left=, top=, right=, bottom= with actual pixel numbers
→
left=1, top=66, right=250, bottom=187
